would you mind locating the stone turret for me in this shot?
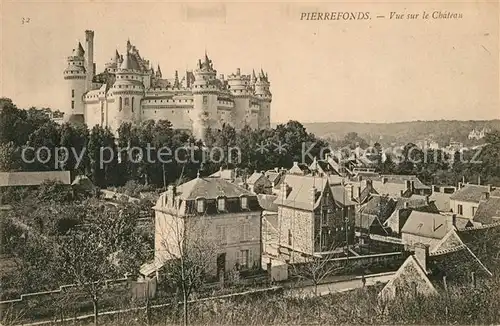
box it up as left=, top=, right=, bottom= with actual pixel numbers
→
left=63, top=42, right=87, bottom=121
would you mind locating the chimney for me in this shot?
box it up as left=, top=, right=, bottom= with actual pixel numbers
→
left=458, top=182, right=463, bottom=189
left=382, top=177, right=388, bottom=184
left=480, top=191, right=490, bottom=202
left=167, top=185, right=176, bottom=207
left=236, top=68, right=241, bottom=76
left=400, top=190, right=405, bottom=197
left=261, top=170, right=265, bottom=175
left=274, top=167, right=279, bottom=173
left=366, top=179, right=373, bottom=190
left=293, top=162, right=298, bottom=167
left=311, top=186, right=317, bottom=204
left=346, top=184, right=354, bottom=200
left=487, top=184, right=493, bottom=192
left=447, top=214, right=457, bottom=230
left=403, top=202, right=409, bottom=209
left=414, top=243, right=429, bottom=274
left=280, top=181, right=289, bottom=201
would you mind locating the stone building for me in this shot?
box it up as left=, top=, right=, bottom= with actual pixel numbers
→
left=63, top=30, right=272, bottom=141
left=152, top=175, right=262, bottom=278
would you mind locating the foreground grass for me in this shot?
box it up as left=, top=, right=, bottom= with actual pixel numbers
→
left=21, top=278, right=500, bottom=326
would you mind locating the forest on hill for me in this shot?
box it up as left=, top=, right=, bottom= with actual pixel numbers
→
left=300, top=120, right=500, bottom=146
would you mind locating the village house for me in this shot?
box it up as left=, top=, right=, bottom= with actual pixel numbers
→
left=383, top=195, right=440, bottom=235
left=309, top=157, right=341, bottom=177
left=378, top=240, right=492, bottom=303
left=355, top=194, right=396, bottom=235
left=400, top=211, right=457, bottom=250
left=265, top=168, right=286, bottom=195
left=449, top=183, right=495, bottom=219
left=369, top=175, right=431, bottom=197
left=288, top=161, right=311, bottom=175
left=274, top=174, right=354, bottom=263
left=473, top=188, right=500, bottom=225
left=246, top=171, right=273, bottom=194
left=151, top=175, right=263, bottom=280
left=429, top=185, right=457, bottom=212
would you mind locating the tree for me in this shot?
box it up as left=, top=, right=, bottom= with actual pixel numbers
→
left=57, top=202, right=147, bottom=325
left=158, top=214, right=218, bottom=326
left=0, top=141, right=22, bottom=171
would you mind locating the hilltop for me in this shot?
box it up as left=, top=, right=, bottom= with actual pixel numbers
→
left=292, top=120, right=500, bottom=146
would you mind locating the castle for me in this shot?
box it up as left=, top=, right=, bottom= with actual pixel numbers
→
left=63, top=30, right=272, bottom=141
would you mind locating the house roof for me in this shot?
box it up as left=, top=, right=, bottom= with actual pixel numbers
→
left=209, top=169, right=238, bottom=181
left=257, top=194, right=279, bottom=212
left=449, top=184, right=492, bottom=203
left=330, top=185, right=357, bottom=206
left=288, top=162, right=311, bottom=175
left=247, top=172, right=267, bottom=185
left=401, top=211, right=452, bottom=239
left=71, top=175, right=95, bottom=191
left=473, top=196, right=500, bottom=225
left=360, top=195, right=396, bottom=218
left=429, top=192, right=453, bottom=212
left=457, top=226, right=500, bottom=273
left=273, top=174, right=329, bottom=211
left=380, top=175, right=431, bottom=190
left=0, top=171, right=71, bottom=187
left=370, top=180, right=408, bottom=198
left=175, top=176, right=254, bottom=200
left=394, top=195, right=430, bottom=210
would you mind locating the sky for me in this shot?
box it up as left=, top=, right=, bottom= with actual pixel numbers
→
left=1, top=0, right=499, bottom=123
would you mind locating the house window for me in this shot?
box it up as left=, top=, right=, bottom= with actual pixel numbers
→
left=217, top=197, right=225, bottom=211
left=197, top=199, right=205, bottom=213
left=457, top=204, right=463, bottom=215
left=238, top=249, right=250, bottom=268
left=240, top=223, right=250, bottom=241
left=71, top=101, right=74, bottom=109
left=240, top=196, right=248, bottom=209
left=472, top=206, right=477, bottom=216
left=216, top=225, right=226, bottom=244
left=72, top=89, right=75, bottom=98
left=288, top=229, right=292, bottom=246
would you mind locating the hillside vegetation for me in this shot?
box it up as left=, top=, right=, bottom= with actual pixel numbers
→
left=299, top=120, right=500, bottom=146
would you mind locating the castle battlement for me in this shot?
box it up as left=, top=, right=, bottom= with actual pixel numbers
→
left=63, top=30, right=272, bottom=141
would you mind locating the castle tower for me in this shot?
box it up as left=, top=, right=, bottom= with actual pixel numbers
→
left=84, top=30, right=95, bottom=91
left=254, top=69, right=272, bottom=129
left=63, top=42, right=87, bottom=122
left=109, top=51, right=145, bottom=132
left=228, top=68, right=253, bottom=129
left=191, top=53, right=218, bottom=142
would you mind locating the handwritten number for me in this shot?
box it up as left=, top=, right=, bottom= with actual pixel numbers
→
left=22, top=17, right=31, bottom=24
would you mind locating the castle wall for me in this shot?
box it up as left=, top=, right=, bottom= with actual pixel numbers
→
left=141, top=107, right=193, bottom=130
left=233, top=97, right=250, bottom=129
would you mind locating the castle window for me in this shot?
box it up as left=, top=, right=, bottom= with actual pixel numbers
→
left=119, top=97, right=123, bottom=111
left=72, top=89, right=75, bottom=98
left=203, top=96, right=208, bottom=104
left=131, top=97, right=134, bottom=112
left=71, top=101, right=74, bottom=109
left=124, top=98, right=130, bottom=106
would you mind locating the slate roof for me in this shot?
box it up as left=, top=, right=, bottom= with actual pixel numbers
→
left=360, top=195, right=396, bottom=218
left=265, top=171, right=281, bottom=183
left=175, top=176, right=254, bottom=200
left=288, top=163, right=311, bottom=175
left=457, top=226, right=500, bottom=273
left=257, top=194, right=279, bottom=212
left=473, top=197, right=500, bottom=224
left=380, top=175, right=431, bottom=190
left=429, top=192, right=453, bottom=212
left=0, top=171, right=71, bottom=187
left=330, top=185, right=357, bottom=206
left=401, top=211, right=452, bottom=239
left=247, top=172, right=266, bottom=185
left=449, top=184, right=493, bottom=203
left=273, top=174, right=329, bottom=211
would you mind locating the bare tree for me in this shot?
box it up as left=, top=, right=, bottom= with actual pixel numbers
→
left=57, top=202, right=148, bottom=326
left=156, top=213, right=218, bottom=326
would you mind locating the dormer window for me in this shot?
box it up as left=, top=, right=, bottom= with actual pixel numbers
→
left=196, top=198, right=205, bottom=213
left=217, top=197, right=226, bottom=212
left=240, top=196, right=248, bottom=209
